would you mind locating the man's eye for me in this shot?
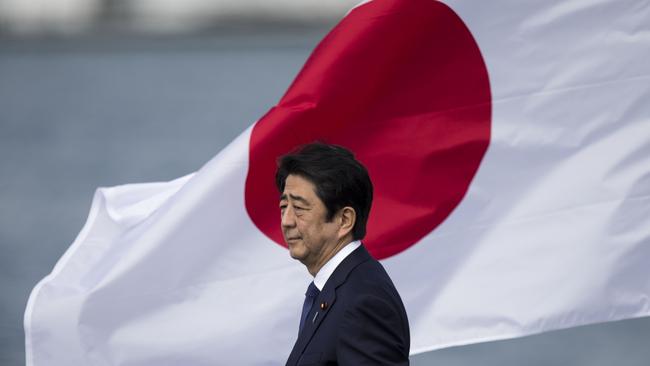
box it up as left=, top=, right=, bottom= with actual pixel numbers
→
left=294, top=206, right=305, bottom=211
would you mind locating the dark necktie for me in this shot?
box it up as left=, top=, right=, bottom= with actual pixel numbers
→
left=299, top=282, right=320, bottom=333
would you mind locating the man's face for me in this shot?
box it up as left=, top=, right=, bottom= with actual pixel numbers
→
left=280, top=174, right=340, bottom=269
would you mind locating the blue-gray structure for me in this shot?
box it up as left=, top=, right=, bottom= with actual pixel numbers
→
left=1, top=30, right=648, bottom=365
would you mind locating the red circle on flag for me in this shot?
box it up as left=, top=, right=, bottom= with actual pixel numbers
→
left=245, top=0, right=491, bottom=260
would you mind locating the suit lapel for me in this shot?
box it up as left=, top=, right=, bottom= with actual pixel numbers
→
left=287, top=245, right=372, bottom=363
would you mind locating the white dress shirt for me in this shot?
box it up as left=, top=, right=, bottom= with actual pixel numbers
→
left=313, top=240, right=361, bottom=291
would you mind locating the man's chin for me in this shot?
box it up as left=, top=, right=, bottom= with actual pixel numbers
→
left=287, top=244, right=305, bottom=261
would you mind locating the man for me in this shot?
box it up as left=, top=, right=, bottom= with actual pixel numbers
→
left=277, top=142, right=410, bottom=365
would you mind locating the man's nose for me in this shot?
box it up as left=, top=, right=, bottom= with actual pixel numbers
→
left=281, top=206, right=296, bottom=228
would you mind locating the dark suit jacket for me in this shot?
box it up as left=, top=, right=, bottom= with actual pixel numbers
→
left=285, top=245, right=410, bottom=365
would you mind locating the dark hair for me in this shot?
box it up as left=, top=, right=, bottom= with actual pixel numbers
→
left=275, top=142, right=373, bottom=240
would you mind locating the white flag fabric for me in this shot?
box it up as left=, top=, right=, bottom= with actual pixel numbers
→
left=25, top=0, right=650, bottom=364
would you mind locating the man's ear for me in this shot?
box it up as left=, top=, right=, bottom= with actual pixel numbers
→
left=338, top=206, right=356, bottom=239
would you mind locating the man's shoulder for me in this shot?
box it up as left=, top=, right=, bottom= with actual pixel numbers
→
left=339, top=256, right=401, bottom=302
left=327, top=244, right=405, bottom=311
left=348, top=255, right=391, bottom=282
left=335, top=255, right=410, bottom=357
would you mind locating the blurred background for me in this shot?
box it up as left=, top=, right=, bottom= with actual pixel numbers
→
left=1, top=0, right=649, bottom=365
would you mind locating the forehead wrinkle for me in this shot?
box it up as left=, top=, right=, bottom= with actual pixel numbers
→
left=279, top=193, right=311, bottom=206
left=289, top=193, right=310, bottom=205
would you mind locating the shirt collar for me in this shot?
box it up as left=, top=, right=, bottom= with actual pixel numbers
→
left=313, top=240, right=361, bottom=291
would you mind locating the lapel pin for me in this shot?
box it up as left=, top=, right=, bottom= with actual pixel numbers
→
left=320, top=302, right=328, bottom=310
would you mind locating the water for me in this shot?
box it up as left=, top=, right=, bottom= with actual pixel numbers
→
left=1, top=31, right=649, bottom=365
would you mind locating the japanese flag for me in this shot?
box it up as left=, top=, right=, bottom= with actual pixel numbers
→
left=25, top=0, right=650, bottom=364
